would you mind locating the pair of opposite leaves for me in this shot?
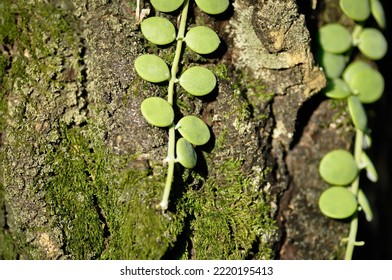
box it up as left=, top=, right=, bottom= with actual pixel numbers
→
left=135, top=18, right=219, bottom=96
left=140, top=97, right=210, bottom=145
left=150, top=0, right=229, bottom=14
left=318, top=149, right=375, bottom=221
left=140, top=96, right=209, bottom=169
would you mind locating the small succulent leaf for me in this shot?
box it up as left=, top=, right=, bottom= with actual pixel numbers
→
left=150, top=0, right=184, bottom=12
left=358, top=188, right=374, bottom=222
left=357, top=28, right=388, bottom=60
left=339, top=0, right=370, bottom=21
left=195, top=0, right=229, bottom=14
left=361, top=151, right=378, bottom=182
left=179, top=66, right=216, bottom=96
left=176, top=138, right=197, bottom=169
left=370, top=0, right=386, bottom=29
left=363, top=133, right=372, bottom=149
left=343, top=60, right=371, bottom=86
left=319, top=186, right=358, bottom=219
left=134, top=54, right=170, bottom=83
left=177, top=116, right=210, bottom=146
left=348, top=67, right=384, bottom=104
left=185, top=26, right=220, bottom=54
left=319, top=149, right=358, bottom=186
left=352, top=25, right=364, bottom=45
left=353, top=241, right=366, bottom=246
left=348, top=95, right=367, bottom=131
left=318, top=23, right=352, bottom=54
left=317, top=50, right=346, bottom=79
left=140, top=97, right=174, bottom=127
left=324, top=78, right=351, bottom=99
left=141, top=17, right=176, bottom=45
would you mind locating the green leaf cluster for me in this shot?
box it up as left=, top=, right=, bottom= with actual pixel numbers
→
left=317, top=0, right=386, bottom=259
left=317, top=0, right=387, bottom=104
left=134, top=0, right=229, bottom=210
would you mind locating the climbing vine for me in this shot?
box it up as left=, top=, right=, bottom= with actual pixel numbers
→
left=134, top=0, right=229, bottom=210
left=317, top=0, right=387, bottom=259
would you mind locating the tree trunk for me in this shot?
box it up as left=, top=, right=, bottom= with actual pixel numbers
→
left=1, top=0, right=354, bottom=259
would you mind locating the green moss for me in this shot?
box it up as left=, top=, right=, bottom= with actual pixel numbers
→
left=236, top=69, right=274, bottom=103
left=41, top=126, right=185, bottom=259
left=43, top=128, right=105, bottom=259
left=227, top=68, right=273, bottom=125
left=211, top=63, right=230, bottom=80
left=214, top=129, right=228, bottom=150
left=0, top=183, right=17, bottom=259
left=182, top=159, right=276, bottom=259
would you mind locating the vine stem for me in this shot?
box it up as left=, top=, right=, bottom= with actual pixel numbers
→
left=159, top=0, right=189, bottom=210
left=344, top=128, right=363, bottom=259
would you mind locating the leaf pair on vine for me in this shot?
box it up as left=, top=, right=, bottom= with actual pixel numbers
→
left=150, top=0, right=229, bottom=14
left=134, top=0, right=229, bottom=193
left=140, top=96, right=210, bottom=169
left=135, top=19, right=219, bottom=96
left=135, top=54, right=217, bottom=96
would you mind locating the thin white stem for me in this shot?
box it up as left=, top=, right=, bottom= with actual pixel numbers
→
left=136, top=0, right=140, bottom=21
left=344, top=128, right=364, bottom=259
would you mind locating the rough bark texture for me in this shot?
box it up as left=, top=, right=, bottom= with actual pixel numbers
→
left=1, top=0, right=353, bottom=259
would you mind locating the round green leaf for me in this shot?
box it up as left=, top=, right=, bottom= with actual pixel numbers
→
left=179, top=66, right=216, bottom=96
left=134, top=54, right=170, bottom=83
left=371, top=0, right=386, bottom=29
left=141, top=17, right=176, bottom=45
left=339, top=0, right=370, bottom=21
left=318, top=23, right=352, bottom=54
left=319, top=186, right=358, bottom=219
left=176, top=138, right=197, bottom=169
left=318, top=51, right=346, bottom=78
left=177, top=116, right=210, bottom=146
left=342, top=60, right=371, bottom=85
left=348, top=95, right=367, bottom=131
left=349, top=67, right=384, bottom=104
left=150, top=0, right=184, bottom=12
left=141, top=97, right=174, bottom=127
left=319, top=149, right=358, bottom=185
left=324, top=79, right=351, bottom=99
left=195, top=0, right=229, bottom=14
left=185, top=26, right=220, bottom=54
left=357, top=28, right=387, bottom=60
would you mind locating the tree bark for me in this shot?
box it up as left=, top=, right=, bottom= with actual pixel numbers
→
left=1, top=0, right=353, bottom=259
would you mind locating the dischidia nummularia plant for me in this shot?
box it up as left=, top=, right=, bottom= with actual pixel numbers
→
left=134, top=0, right=229, bottom=210
left=317, top=0, right=387, bottom=259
